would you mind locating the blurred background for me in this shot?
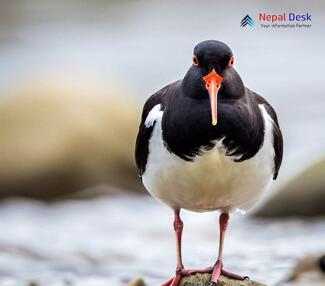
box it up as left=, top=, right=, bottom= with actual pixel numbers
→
left=0, top=1, right=324, bottom=285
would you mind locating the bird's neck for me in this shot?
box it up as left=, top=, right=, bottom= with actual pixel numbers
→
left=181, top=68, right=245, bottom=100
left=162, top=70, right=261, bottom=162
left=220, top=68, right=246, bottom=99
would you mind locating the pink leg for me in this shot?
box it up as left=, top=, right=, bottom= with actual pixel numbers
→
left=162, top=212, right=247, bottom=286
left=174, top=209, right=184, bottom=271
left=210, top=213, right=248, bottom=284
left=161, top=210, right=184, bottom=286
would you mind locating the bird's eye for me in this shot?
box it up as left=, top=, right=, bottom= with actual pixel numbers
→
left=228, top=56, right=234, bottom=68
left=192, top=55, right=199, bottom=66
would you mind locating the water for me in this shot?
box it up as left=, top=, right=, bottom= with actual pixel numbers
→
left=0, top=195, right=324, bottom=286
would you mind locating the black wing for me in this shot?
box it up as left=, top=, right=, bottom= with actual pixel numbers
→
left=254, top=93, right=283, bottom=180
left=135, top=81, right=180, bottom=176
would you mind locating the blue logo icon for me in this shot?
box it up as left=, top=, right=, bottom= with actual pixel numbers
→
left=241, top=15, right=255, bottom=27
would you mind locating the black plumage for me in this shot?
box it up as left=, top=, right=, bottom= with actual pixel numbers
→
left=135, top=40, right=283, bottom=179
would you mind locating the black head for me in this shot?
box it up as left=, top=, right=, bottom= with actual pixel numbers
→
left=182, top=40, right=244, bottom=126
left=192, top=40, right=234, bottom=75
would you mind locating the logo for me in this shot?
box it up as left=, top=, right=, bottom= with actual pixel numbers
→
left=240, top=15, right=255, bottom=27
left=240, top=13, right=312, bottom=29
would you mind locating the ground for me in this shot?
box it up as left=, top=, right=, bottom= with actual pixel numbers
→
left=179, top=274, right=265, bottom=286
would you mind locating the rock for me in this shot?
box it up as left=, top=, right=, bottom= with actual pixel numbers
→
left=255, top=159, right=325, bottom=217
left=127, top=277, right=146, bottom=286
left=285, top=254, right=325, bottom=283
left=0, top=76, right=144, bottom=199
left=179, top=273, right=265, bottom=286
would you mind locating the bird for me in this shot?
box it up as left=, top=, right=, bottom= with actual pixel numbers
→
left=135, top=40, right=283, bottom=286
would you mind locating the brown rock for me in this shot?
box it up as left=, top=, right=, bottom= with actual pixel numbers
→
left=179, top=273, right=266, bottom=286
left=127, top=277, right=146, bottom=286
left=0, top=76, right=144, bottom=199
left=255, top=158, right=325, bottom=217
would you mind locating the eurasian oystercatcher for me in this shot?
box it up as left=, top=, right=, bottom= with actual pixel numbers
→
left=135, top=40, right=283, bottom=286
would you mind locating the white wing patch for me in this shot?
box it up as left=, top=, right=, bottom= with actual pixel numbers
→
left=145, top=104, right=163, bottom=127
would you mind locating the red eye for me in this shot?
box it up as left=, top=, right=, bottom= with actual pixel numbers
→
left=192, top=55, right=199, bottom=66
left=228, top=56, right=234, bottom=68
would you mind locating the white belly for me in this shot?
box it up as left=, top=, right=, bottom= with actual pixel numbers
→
left=142, top=104, right=275, bottom=213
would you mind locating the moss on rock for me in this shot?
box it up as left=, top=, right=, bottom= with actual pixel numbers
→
left=179, top=273, right=266, bottom=286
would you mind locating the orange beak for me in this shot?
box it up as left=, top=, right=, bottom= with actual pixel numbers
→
left=202, top=69, right=223, bottom=126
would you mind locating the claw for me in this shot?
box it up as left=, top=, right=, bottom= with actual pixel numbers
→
left=211, top=260, right=222, bottom=283
left=161, top=273, right=182, bottom=286
left=221, top=268, right=248, bottom=280
left=161, top=277, right=174, bottom=286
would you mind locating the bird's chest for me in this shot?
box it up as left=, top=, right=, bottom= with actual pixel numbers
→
left=142, top=107, right=274, bottom=212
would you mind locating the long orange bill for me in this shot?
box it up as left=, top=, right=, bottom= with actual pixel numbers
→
left=202, top=69, right=223, bottom=126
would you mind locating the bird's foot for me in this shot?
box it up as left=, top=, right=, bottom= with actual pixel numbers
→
left=161, top=267, right=214, bottom=286
left=161, top=262, right=248, bottom=286
left=161, top=269, right=183, bottom=286
left=209, top=260, right=249, bottom=285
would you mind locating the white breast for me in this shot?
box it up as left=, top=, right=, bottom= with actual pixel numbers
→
left=142, top=104, right=275, bottom=213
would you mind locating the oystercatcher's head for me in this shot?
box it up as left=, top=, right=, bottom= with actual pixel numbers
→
left=183, top=40, right=236, bottom=126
